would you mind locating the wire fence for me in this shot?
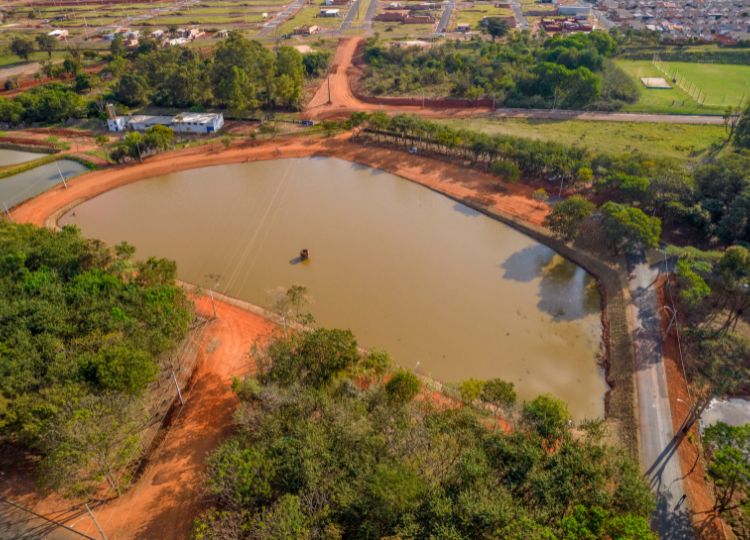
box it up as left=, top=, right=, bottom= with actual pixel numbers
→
left=0, top=497, right=99, bottom=540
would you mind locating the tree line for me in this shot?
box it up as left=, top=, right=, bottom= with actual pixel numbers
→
left=192, top=323, right=656, bottom=539
left=0, top=32, right=330, bottom=127
left=360, top=31, right=638, bottom=110
left=0, top=222, right=193, bottom=495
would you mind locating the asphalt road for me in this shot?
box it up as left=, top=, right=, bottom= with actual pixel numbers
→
left=436, top=0, right=456, bottom=34
left=259, top=0, right=306, bottom=37
left=509, top=0, right=529, bottom=30
left=628, top=256, right=694, bottom=539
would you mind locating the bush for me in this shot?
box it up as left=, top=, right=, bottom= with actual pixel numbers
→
left=481, top=379, right=517, bottom=408
left=458, top=378, right=485, bottom=402
left=490, top=159, right=521, bottom=182
left=385, top=370, right=421, bottom=405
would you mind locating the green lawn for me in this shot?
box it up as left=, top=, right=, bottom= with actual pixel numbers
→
left=373, top=22, right=436, bottom=38
left=452, top=2, right=513, bottom=29
left=615, top=59, right=750, bottom=115
left=277, top=5, right=344, bottom=35
left=438, top=116, right=726, bottom=160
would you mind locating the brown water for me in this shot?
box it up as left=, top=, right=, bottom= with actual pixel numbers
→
left=60, top=157, right=606, bottom=418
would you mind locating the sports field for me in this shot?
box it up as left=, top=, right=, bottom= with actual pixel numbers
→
left=438, top=116, right=726, bottom=160
left=616, top=59, right=750, bottom=115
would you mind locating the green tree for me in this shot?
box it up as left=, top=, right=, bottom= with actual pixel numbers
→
left=715, top=245, right=750, bottom=332
left=110, top=34, right=125, bottom=57
left=38, top=393, right=142, bottom=496
left=143, top=124, right=174, bottom=152
left=274, top=46, right=304, bottom=109
left=385, top=370, right=421, bottom=405
left=206, top=439, right=274, bottom=507
left=735, top=105, right=750, bottom=149
left=212, top=32, right=274, bottom=110
left=599, top=202, right=661, bottom=254
left=675, top=258, right=711, bottom=309
left=249, top=494, right=309, bottom=539
left=703, top=422, right=750, bottom=516
left=481, top=378, right=517, bottom=409
left=114, top=72, right=151, bottom=106
left=521, top=394, right=571, bottom=441
left=10, top=36, right=34, bottom=62
left=480, top=17, right=510, bottom=41
left=458, top=378, right=485, bottom=402
left=35, top=34, right=56, bottom=58
left=260, top=328, right=359, bottom=388
left=544, top=195, right=595, bottom=241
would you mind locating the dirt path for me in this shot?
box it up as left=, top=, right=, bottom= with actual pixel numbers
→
left=0, top=294, right=275, bottom=540
left=304, top=38, right=724, bottom=125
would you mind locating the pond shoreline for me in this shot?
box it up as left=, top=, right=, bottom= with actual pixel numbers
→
left=10, top=133, right=637, bottom=455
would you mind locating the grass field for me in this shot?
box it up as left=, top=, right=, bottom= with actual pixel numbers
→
left=616, top=59, right=750, bottom=115
left=438, top=116, right=726, bottom=160
left=452, top=1, right=513, bottom=29
left=277, top=5, right=344, bottom=35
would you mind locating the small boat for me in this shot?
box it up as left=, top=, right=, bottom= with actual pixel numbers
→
left=299, top=248, right=309, bottom=261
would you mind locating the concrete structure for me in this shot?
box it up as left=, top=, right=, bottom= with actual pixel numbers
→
left=105, top=108, right=224, bottom=135
left=558, top=4, right=592, bottom=18
left=172, top=112, right=224, bottom=134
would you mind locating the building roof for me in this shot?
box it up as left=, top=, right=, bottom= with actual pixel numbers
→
left=173, top=112, right=222, bottom=124
left=128, top=115, right=173, bottom=126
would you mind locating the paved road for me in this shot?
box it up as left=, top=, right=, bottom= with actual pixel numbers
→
left=259, top=0, right=305, bottom=37
left=628, top=256, right=694, bottom=539
left=341, top=0, right=365, bottom=31
left=509, top=0, right=529, bottom=30
left=436, top=0, right=456, bottom=34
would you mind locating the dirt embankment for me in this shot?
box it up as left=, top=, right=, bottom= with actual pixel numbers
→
left=656, top=277, right=731, bottom=540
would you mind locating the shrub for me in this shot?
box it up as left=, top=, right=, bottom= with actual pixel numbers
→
left=385, top=370, right=421, bottom=405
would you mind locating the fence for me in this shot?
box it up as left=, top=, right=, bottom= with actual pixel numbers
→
left=0, top=497, right=100, bottom=540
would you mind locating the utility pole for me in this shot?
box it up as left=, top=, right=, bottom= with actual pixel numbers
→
left=85, top=504, right=109, bottom=540
left=172, top=371, right=185, bottom=405
left=327, top=75, right=332, bottom=104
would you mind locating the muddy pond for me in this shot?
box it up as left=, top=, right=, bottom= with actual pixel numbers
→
left=60, top=157, right=606, bottom=418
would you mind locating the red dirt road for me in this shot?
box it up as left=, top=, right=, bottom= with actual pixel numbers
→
left=304, top=38, right=492, bottom=120
left=81, top=297, right=274, bottom=540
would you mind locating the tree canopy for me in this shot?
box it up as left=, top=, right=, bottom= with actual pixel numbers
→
left=0, top=222, right=192, bottom=495
left=193, top=328, right=655, bottom=539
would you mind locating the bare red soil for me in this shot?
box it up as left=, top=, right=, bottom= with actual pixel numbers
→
left=657, top=277, right=729, bottom=540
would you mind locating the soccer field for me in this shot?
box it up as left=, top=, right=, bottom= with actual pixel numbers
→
left=616, top=59, right=750, bottom=114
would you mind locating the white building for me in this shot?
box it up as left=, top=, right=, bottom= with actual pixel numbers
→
left=105, top=108, right=224, bottom=135
left=172, top=112, right=224, bottom=134
left=319, top=8, right=341, bottom=16
left=47, top=29, right=69, bottom=39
